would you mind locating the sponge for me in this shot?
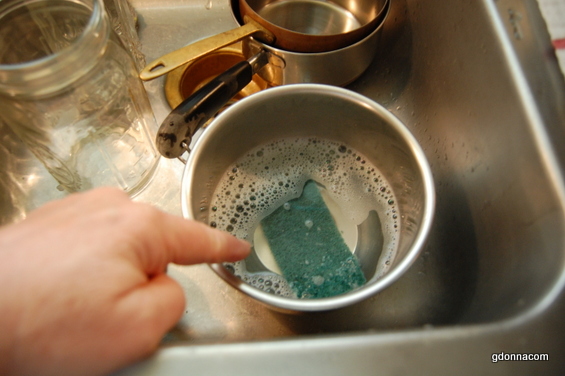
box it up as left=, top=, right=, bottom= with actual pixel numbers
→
left=260, top=180, right=366, bottom=299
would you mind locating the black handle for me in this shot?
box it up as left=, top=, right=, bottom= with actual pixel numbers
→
left=156, top=60, right=254, bottom=159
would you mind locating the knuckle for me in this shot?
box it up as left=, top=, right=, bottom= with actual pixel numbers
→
left=205, top=229, right=229, bottom=263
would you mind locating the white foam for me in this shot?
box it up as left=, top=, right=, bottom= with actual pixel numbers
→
left=208, top=138, right=399, bottom=297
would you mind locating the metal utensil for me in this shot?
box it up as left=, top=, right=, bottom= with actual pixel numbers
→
left=140, top=0, right=388, bottom=80
left=156, top=51, right=270, bottom=158
left=181, top=84, right=435, bottom=312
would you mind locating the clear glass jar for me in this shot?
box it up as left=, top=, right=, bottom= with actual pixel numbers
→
left=104, top=0, right=146, bottom=71
left=0, top=0, right=159, bottom=195
left=0, top=118, right=27, bottom=224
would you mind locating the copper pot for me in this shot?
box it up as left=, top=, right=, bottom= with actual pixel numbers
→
left=140, top=0, right=388, bottom=80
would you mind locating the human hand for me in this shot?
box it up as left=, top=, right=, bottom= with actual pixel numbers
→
left=0, top=187, right=250, bottom=376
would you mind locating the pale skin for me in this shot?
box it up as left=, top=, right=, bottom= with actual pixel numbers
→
left=0, top=187, right=251, bottom=376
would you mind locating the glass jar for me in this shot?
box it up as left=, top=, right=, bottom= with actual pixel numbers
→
left=0, top=0, right=159, bottom=195
left=104, top=0, right=146, bottom=71
left=0, top=118, right=27, bottom=225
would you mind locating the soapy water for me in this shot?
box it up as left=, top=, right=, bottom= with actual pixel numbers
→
left=208, top=137, right=399, bottom=298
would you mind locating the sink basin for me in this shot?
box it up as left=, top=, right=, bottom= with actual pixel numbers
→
left=126, top=0, right=565, bottom=372
left=2, top=0, right=564, bottom=374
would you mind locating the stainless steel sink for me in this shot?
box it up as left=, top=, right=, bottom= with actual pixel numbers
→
left=2, top=0, right=565, bottom=374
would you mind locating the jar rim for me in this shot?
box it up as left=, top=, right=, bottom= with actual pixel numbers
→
left=0, top=0, right=108, bottom=97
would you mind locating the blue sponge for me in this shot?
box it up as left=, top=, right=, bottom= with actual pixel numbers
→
left=260, top=180, right=366, bottom=299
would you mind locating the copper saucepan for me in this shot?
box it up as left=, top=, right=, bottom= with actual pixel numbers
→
left=140, top=0, right=388, bottom=81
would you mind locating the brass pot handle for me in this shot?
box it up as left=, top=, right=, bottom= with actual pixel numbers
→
left=139, top=18, right=274, bottom=81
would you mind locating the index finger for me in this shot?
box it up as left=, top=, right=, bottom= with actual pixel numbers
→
left=129, top=203, right=251, bottom=275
